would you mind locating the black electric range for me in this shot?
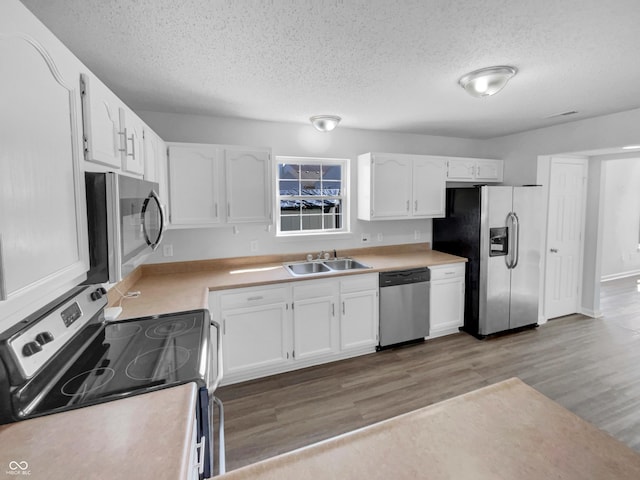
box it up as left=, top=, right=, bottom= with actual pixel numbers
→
left=0, top=285, right=222, bottom=477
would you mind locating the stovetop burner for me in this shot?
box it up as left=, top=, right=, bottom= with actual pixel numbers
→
left=105, top=323, right=142, bottom=340
left=145, top=317, right=195, bottom=340
left=61, top=367, right=116, bottom=397
left=125, top=346, right=191, bottom=381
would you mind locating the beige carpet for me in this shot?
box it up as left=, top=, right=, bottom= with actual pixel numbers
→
left=219, top=377, right=640, bottom=479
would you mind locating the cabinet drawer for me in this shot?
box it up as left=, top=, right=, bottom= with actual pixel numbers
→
left=220, top=285, right=289, bottom=310
left=340, top=273, right=378, bottom=293
left=429, top=263, right=465, bottom=280
left=293, top=280, right=336, bottom=301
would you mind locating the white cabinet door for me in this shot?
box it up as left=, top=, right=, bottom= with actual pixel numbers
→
left=340, top=290, right=378, bottom=351
left=222, top=302, right=290, bottom=375
left=0, top=30, right=88, bottom=331
left=429, top=263, right=465, bottom=338
left=225, top=147, right=271, bottom=223
left=143, top=127, right=160, bottom=183
left=371, top=155, right=412, bottom=218
left=80, top=74, right=123, bottom=169
left=475, top=159, right=503, bottom=182
left=168, top=145, right=221, bottom=226
left=293, top=296, right=338, bottom=361
left=446, top=158, right=476, bottom=180
left=292, top=281, right=339, bottom=361
left=412, top=157, right=446, bottom=217
left=119, top=107, right=145, bottom=176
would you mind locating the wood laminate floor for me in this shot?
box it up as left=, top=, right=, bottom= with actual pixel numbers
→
left=216, top=276, right=640, bottom=471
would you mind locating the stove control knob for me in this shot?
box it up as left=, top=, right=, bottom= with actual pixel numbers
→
left=98, top=287, right=107, bottom=295
left=36, top=331, right=54, bottom=346
left=90, top=289, right=103, bottom=301
left=22, top=341, right=43, bottom=357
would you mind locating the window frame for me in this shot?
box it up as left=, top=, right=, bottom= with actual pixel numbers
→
left=274, top=156, right=350, bottom=237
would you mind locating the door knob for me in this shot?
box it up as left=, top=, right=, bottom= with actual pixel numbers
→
left=550, top=248, right=558, bottom=253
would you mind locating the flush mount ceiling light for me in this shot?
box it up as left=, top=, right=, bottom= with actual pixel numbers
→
left=310, top=115, right=341, bottom=132
left=458, top=66, right=517, bottom=98
left=622, top=145, right=640, bottom=150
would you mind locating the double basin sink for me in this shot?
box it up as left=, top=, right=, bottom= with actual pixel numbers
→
left=284, top=258, right=371, bottom=277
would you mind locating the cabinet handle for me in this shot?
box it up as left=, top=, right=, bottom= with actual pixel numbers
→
left=118, top=127, right=129, bottom=155
left=227, top=203, right=231, bottom=217
left=342, top=301, right=345, bottom=315
left=332, top=303, right=335, bottom=317
left=292, top=350, right=295, bottom=359
left=286, top=352, right=289, bottom=359
left=414, top=200, right=418, bottom=211
left=444, top=271, right=455, bottom=275
left=0, top=234, right=6, bottom=300
left=406, top=200, right=409, bottom=212
left=128, top=133, right=135, bottom=158
left=195, top=435, right=206, bottom=474
left=247, top=296, right=263, bottom=301
left=214, top=203, right=218, bottom=217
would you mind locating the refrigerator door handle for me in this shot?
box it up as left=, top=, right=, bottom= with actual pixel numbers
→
left=509, top=212, right=520, bottom=269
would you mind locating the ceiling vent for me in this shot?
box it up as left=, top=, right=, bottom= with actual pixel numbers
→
left=546, top=110, right=579, bottom=119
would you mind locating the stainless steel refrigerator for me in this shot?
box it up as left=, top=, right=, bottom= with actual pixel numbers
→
left=432, top=186, right=543, bottom=337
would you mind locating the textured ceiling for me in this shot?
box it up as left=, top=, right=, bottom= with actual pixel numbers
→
left=19, top=0, right=640, bottom=138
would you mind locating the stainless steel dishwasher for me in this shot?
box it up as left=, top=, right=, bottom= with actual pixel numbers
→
left=378, top=267, right=430, bottom=349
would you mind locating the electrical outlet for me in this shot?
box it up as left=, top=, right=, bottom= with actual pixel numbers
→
left=361, top=233, right=370, bottom=243
left=250, top=240, right=258, bottom=252
left=163, top=244, right=173, bottom=257
left=377, top=233, right=383, bottom=242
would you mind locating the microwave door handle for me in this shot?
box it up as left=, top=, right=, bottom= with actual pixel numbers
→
left=141, top=191, right=165, bottom=250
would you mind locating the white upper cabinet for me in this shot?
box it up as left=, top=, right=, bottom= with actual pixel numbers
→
left=358, top=152, right=445, bottom=220
left=80, top=74, right=122, bottom=169
left=0, top=6, right=89, bottom=332
left=168, top=143, right=272, bottom=228
left=119, top=106, right=145, bottom=176
left=168, top=144, right=221, bottom=227
left=446, top=157, right=503, bottom=182
left=225, top=147, right=271, bottom=223
left=412, top=157, right=447, bottom=217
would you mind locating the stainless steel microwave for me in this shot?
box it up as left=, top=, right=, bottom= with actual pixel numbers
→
left=84, top=172, right=165, bottom=284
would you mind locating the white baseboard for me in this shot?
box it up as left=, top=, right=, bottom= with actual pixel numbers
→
left=601, top=270, right=640, bottom=282
left=580, top=308, right=603, bottom=318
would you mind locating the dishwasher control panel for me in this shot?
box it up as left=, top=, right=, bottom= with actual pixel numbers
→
left=379, top=268, right=430, bottom=287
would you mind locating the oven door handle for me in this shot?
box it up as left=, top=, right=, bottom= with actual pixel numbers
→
left=208, top=320, right=223, bottom=394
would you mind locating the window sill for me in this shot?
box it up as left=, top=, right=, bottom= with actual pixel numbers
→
left=276, top=231, right=354, bottom=242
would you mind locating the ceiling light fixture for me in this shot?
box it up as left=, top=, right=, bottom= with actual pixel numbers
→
left=310, top=115, right=341, bottom=132
left=622, top=145, right=640, bottom=150
left=458, top=66, right=517, bottom=98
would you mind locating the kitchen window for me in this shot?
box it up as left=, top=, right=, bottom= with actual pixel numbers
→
left=275, top=156, right=349, bottom=236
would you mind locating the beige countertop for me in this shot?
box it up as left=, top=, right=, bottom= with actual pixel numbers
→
left=113, top=244, right=466, bottom=320
left=0, top=382, right=197, bottom=479
left=216, top=378, right=640, bottom=480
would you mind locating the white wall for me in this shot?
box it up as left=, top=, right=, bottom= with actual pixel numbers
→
left=138, top=111, right=488, bottom=262
left=600, top=156, right=640, bottom=280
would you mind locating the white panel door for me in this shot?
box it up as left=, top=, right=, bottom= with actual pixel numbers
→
left=446, top=158, right=476, bottom=180
left=545, top=157, right=588, bottom=319
left=80, top=74, right=123, bottom=169
left=225, top=147, right=271, bottom=223
left=412, top=157, right=446, bottom=217
left=168, top=145, right=221, bottom=226
left=293, top=296, right=338, bottom=361
left=340, top=290, right=378, bottom=350
left=371, top=155, right=412, bottom=218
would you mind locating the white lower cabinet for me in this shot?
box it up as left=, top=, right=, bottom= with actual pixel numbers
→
left=339, top=276, right=379, bottom=350
left=428, top=263, right=466, bottom=338
left=292, top=281, right=339, bottom=361
left=210, top=273, right=379, bottom=385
